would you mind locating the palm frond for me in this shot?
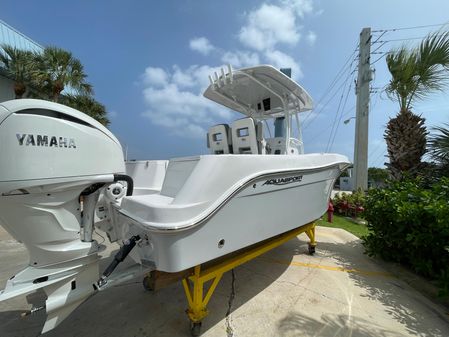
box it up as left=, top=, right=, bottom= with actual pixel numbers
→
left=38, top=46, right=91, bottom=101
left=428, top=123, right=449, bottom=164
left=385, top=47, right=418, bottom=110
left=0, top=44, right=42, bottom=97
left=385, top=31, right=449, bottom=111
left=61, top=94, right=109, bottom=126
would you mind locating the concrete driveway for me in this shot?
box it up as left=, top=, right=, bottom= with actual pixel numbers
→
left=1, top=225, right=448, bottom=337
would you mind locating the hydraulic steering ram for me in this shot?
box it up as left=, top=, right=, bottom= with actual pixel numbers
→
left=95, top=235, right=141, bottom=289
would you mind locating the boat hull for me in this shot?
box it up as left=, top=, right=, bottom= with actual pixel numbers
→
left=120, top=164, right=342, bottom=272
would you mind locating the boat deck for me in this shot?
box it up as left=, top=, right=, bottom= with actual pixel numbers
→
left=1, top=225, right=448, bottom=337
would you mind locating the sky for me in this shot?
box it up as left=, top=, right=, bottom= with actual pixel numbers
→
left=2, top=0, right=449, bottom=167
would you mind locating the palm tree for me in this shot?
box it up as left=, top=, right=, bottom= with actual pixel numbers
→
left=38, top=46, right=93, bottom=102
left=385, top=31, right=449, bottom=179
left=1, top=44, right=109, bottom=126
left=61, top=94, right=110, bottom=126
left=0, top=45, right=40, bottom=98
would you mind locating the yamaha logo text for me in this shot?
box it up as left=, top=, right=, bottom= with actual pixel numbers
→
left=263, top=175, right=303, bottom=186
left=16, top=133, right=76, bottom=148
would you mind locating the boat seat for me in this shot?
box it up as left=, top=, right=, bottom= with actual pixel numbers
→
left=231, top=117, right=264, bottom=154
left=207, top=124, right=232, bottom=154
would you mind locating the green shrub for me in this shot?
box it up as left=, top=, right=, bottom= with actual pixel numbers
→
left=363, top=178, right=449, bottom=295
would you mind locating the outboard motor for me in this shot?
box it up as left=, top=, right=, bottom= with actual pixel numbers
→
left=0, top=99, right=126, bottom=333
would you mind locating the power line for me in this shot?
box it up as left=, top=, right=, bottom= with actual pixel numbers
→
left=305, top=105, right=355, bottom=147
left=342, top=105, right=356, bottom=118
left=302, top=51, right=356, bottom=127
left=368, top=125, right=385, bottom=160
left=371, top=52, right=389, bottom=65
left=371, top=41, right=387, bottom=54
left=303, top=65, right=355, bottom=130
left=370, top=29, right=449, bottom=68
left=366, top=86, right=385, bottom=163
left=304, top=51, right=358, bottom=130
left=373, top=149, right=387, bottom=167
left=378, top=36, right=434, bottom=43
left=373, top=148, right=387, bottom=166
left=324, top=77, right=349, bottom=152
left=369, top=141, right=384, bottom=160
left=371, top=31, right=387, bottom=45
left=369, top=26, right=449, bottom=104
left=327, top=73, right=355, bottom=152
left=302, top=70, right=353, bottom=129
left=302, top=44, right=358, bottom=127
left=372, top=21, right=449, bottom=33
left=373, top=32, right=449, bottom=45
left=370, top=89, right=381, bottom=111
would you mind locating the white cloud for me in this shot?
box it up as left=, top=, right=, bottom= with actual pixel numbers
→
left=264, top=49, right=302, bottom=79
left=172, top=65, right=195, bottom=88
left=239, top=4, right=300, bottom=51
left=189, top=37, right=215, bottom=55
left=142, top=67, right=168, bottom=87
left=221, top=51, right=260, bottom=68
left=236, top=1, right=315, bottom=51
left=282, top=0, right=314, bottom=18
left=172, top=64, right=230, bottom=91
left=306, top=31, right=317, bottom=46
left=140, top=0, right=319, bottom=138
left=141, top=65, right=234, bottom=138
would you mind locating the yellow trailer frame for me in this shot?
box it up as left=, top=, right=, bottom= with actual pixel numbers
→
left=180, top=221, right=317, bottom=336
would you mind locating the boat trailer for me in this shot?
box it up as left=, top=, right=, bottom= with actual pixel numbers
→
left=142, top=221, right=317, bottom=336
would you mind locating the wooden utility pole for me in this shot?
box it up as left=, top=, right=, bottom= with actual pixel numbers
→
left=353, top=27, right=372, bottom=191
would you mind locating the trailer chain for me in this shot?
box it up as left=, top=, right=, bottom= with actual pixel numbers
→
left=225, top=269, right=236, bottom=337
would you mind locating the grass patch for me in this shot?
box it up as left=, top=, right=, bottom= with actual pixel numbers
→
left=317, top=215, right=370, bottom=238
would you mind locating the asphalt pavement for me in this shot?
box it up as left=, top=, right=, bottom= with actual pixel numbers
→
left=1, top=225, right=448, bottom=337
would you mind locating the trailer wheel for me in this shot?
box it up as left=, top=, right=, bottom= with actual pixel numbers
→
left=142, top=276, right=153, bottom=291
left=190, top=322, right=202, bottom=336
left=308, top=244, right=316, bottom=255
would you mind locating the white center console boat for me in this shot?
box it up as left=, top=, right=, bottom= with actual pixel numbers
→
left=0, top=65, right=350, bottom=333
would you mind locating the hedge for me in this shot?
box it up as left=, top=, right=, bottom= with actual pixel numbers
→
left=363, top=178, right=449, bottom=296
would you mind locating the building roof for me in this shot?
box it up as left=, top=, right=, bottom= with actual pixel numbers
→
left=0, top=20, right=77, bottom=97
left=0, top=19, right=43, bottom=53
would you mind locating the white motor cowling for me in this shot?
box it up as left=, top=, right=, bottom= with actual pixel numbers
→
left=0, top=99, right=126, bottom=333
left=0, top=99, right=125, bottom=265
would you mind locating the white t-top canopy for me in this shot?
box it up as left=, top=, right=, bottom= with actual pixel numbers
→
left=203, top=65, right=313, bottom=118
